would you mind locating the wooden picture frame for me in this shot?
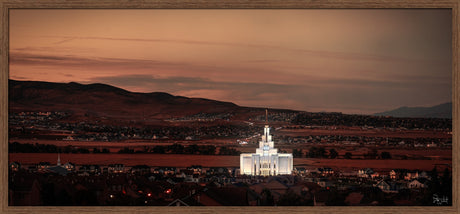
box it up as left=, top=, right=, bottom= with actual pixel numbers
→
left=1, top=0, right=458, bottom=213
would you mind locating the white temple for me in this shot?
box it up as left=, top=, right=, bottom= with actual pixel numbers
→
left=240, top=110, right=293, bottom=176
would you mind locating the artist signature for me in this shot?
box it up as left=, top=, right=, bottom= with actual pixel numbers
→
left=432, top=194, right=449, bottom=205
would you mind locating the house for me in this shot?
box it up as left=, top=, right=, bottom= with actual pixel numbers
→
left=206, top=167, right=230, bottom=176
left=407, top=179, right=428, bottom=189
left=187, top=165, right=202, bottom=174
left=370, top=172, right=380, bottom=179
left=9, top=175, right=41, bottom=205
left=375, top=180, right=405, bottom=193
left=418, top=171, right=429, bottom=179
left=290, top=181, right=321, bottom=196
left=63, top=162, right=75, bottom=171
left=317, top=168, right=334, bottom=176
left=167, top=198, right=189, bottom=206
left=389, top=170, right=397, bottom=180
left=79, top=165, right=101, bottom=175
left=294, top=167, right=307, bottom=175
left=358, top=168, right=374, bottom=178
left=250, top=178, right=289, bottom=201
left=176, top=169, right=201, bottom=183
left=200, top=186, right=259, bottom=206
left=390, top=169, right=411, bottom=180
left=345, top=192, right=364, bottom=206
left=404, top=170, right=420, bottom=180
left=37, top=162, right=51, bottom=171
left=9, top=162, right=21, bottom=172
left=47, top=165, right=70, bottom=176
left=154, top=167, right=176, bottom=175
left=108, top=164, right=125, bottom=173
left=375, top=180, right=391, bottom=192
left=316, top=178, right=333, bottom=188
left=130, top=165, right=151, bottom=175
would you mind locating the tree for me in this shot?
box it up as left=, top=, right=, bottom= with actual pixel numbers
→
left=325, top=188, right=346, bottom=206
left=307, top=147, right=326, bottom=158
left=199, top=145, right=216, bottom=155
left=292, top=149, right=303, bottom=158
left=219, top=146, right=240, bottom=156
left=365, top=149, right=378, bottom=159
left=344, top=152, right=352, bottom=159
left=118, top=147, right=134, bottom=154
left=260, top=188, right=275, bottom=206
left=62, top=145, right=73, bottom=153
left=318, top=147, right=327, bottom=158
left=77, top=148, right=90, bottom=154
left=277, top=190, right=304, bottom=206
left=329, top=149, right=338, bottom=159
left=380, top=151, right=392, bottom=159
left=92, top=148, right=101, bottom=153
left=168, top=143, right=184, bottom=154
left=152, top=145, right=165, bottom=154
left=185, top=144, right=199, bottom=154
left=307, top=147, right=318, bottom=158
left=441, top=168, right=452, bottom=205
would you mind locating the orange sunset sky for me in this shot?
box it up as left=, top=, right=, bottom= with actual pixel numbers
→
left=9, top=9, right=452, bottom=114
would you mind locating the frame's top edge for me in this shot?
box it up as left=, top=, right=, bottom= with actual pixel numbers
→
left=1, top=0, right=459, bottom=9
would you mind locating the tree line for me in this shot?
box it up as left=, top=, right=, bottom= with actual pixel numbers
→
left=9, top=142, right=241, bottom=156
left=292, top=147, right=392, bottom=159
left=117, top=143, right=241, bottom=156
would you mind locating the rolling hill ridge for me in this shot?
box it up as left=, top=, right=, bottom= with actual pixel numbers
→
left=374, top=102, right=452, bottom=119
left=9, top=79, right=241, bottom=121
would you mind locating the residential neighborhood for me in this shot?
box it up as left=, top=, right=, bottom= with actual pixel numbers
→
left=9, top=160, right=452, bottom=206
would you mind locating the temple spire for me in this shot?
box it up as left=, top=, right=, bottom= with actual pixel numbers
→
left=265, top=109, right=268, bottom=124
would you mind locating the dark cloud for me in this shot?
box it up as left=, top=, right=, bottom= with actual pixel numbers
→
left=87, top=74, right=451, bottom=114
left=9, top=52, right=190, bottom=69
left=10, top=51, right=451, bottom=114
left=89, top=74, right=300, bottom=99
left=41, top=36, right=440, bottom=64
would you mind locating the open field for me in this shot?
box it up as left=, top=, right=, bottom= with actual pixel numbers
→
left=9, top=153, right=451, bottom=171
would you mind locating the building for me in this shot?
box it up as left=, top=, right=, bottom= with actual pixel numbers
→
left=240, top=112, right=293, bottom=176
left=9, top=162, right=21, bottom=172
left=63, top=162, right=75, bottom=171
left=108, top=164, right=125, bottom=173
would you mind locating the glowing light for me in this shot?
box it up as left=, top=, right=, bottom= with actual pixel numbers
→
left=147, top=193, right=152, bottom=197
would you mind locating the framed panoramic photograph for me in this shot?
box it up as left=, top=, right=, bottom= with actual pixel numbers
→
left=1, top=0, right=458, bottom=214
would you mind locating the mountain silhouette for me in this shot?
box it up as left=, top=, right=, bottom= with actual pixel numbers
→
left=374, top=102, right=452, bottom=119
left=8, top=79, right=240, bottom=121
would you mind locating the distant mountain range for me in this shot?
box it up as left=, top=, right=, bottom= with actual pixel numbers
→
left=374, top=102, right=452, bottom=119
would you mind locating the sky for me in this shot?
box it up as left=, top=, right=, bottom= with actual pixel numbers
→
left=9, top=9, right=452, bottom=114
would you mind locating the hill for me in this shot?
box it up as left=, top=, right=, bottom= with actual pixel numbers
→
left=8, top=79, right=242, bottom=122
left=373, top=102, right=452, bottom=119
